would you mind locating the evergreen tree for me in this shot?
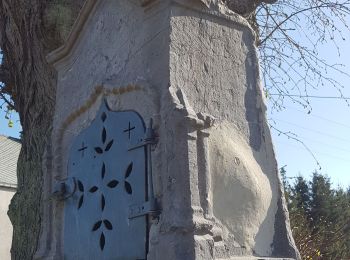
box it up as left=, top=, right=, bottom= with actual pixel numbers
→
left=309, top=172, right=333, bottom=228
left=283, top=170, right=350, bottom=259
left=292, top=176, right=311, bottom=215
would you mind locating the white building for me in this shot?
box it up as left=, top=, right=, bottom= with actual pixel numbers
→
left=0, top=135, right=20, bottom=260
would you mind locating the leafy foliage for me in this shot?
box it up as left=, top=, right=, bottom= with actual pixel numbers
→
left=283, top=170, right=350, bottom=259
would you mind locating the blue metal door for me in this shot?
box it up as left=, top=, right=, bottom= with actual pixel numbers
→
left=64, top=102, right=147, bottom=260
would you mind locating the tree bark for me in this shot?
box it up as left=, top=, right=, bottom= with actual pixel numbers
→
left=0, top=1, right=84, bottom=259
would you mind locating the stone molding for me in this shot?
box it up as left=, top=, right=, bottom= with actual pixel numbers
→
left=201, top=0, right=277, bottom=15
left=46, top=0, right=100, bottom=65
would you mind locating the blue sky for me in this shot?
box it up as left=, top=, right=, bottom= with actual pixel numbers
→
left=267, top=33, right=350, bottom=188
left=269, top=96, right=350, bottom=188
left=0, top=109, right=20, bottom=138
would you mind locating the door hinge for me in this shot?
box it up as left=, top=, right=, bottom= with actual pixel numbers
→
left=128, top=119, right=161, bottom=219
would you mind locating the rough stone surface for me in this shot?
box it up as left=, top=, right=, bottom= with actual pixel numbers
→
left=200, top=0, right=277, bottom=16
left=37, top=0, right=300, bottom=259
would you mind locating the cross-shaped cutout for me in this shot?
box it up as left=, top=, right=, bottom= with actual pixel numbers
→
left=123, top=122, right=135, bottom=140
left=78, top=142, right=88, bottom=157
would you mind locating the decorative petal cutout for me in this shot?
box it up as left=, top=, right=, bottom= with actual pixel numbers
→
left=105, top=140, right=114, bottom=151
left=101, top=194, right=105, bottom=211
left=101, top=112, right=107, bottom=122
left=78, top=195, right=84, bottom=209
left=101, top=163, right=106, bottom=179
left=102, top=128, right=107, bottom=144
left=95, top=147, right=103, bottom=154
left=100, top=232, right=105, bottom=251
left=89, top=186, right=98, bottom=193
left=92, top=220, right=102, bottom=231
left=125, top=162, right=133, bottom=178
left=103, top=220, right=113, bottom=230
left=77, top=180, right=84, bottom=192
left=107, top=180, right=119, bottom=188
left=124, top=181, right=132, bottom=195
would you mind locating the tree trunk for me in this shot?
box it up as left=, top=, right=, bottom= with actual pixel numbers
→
left=0, top=1, right=84, bottom=259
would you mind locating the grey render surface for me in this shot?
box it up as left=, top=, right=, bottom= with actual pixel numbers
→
left=0, top=135, right=20, bottom=260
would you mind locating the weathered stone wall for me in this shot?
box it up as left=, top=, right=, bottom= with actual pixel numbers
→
left=0, top=188, right=15, bottom=260
left=169, top=2, right=297, bottom=258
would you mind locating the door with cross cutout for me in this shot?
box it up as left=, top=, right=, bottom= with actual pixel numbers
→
left=64, top=102, right=147, bottom=260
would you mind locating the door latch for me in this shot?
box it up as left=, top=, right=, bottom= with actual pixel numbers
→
left=129, top=200, right=160, bottom=219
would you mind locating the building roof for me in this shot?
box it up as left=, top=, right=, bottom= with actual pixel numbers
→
left=0, top=135, right=21, bottom=188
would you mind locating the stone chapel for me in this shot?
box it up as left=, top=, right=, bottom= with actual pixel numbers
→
left=35, top=1, right=300, bottom=259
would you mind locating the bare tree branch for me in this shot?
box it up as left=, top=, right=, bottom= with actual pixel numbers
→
left=259, top=2, right=350, bottom=46
left=257, top=0, right=350, bottom=109
left=0, top=92, right=15, bottom=110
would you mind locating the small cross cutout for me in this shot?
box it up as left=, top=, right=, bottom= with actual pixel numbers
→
left=78, top=142, right=88, bottom=157
left=123, top=122, right=135, bottom=140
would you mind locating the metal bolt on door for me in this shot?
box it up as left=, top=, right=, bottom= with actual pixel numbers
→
left=63, top=101, right=147, bottom=260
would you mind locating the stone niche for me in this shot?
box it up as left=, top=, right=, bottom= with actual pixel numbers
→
left=35, top=0, right=300, bottom=259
